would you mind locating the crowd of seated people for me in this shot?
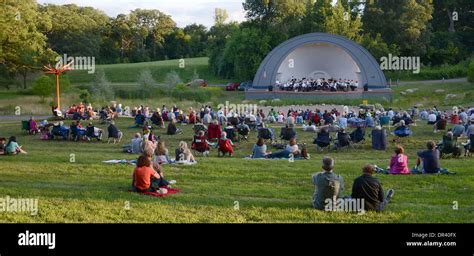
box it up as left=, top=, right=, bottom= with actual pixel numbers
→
left=277, top=77, right=359, bottom=92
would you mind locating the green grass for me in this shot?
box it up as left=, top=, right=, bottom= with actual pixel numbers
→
left=68, top=57, right=231, bottom=85
left=0, top=117, right=473, bottom=223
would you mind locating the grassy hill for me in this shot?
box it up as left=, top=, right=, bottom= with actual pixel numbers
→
left=68, top=57, right=231, bottom=85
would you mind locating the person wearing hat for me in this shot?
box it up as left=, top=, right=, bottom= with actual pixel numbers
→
left=352, top=164, right=394, bottom=211
left=312, top=157, right=345, bottom=210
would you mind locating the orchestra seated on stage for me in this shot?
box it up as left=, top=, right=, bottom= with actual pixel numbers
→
left=276, top=78, right=359, bottom=92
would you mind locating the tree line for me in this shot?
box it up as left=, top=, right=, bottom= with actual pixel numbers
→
left=0, top=0, right=473, bottom=88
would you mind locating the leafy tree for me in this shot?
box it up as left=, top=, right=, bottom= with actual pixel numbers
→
left=214, top=8, right=229, bottom=26
left=32, top=76, right=54, bottom=102
left=0, top=0, right=54, bottom=89
left=468, top=59, right=474, bottom=83
left=324, top=0, right=362, bottom=41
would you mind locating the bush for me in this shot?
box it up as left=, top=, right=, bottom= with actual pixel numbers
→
left=32, top=76, right=54, bottom=102
left=468, top=60, right=474, bottom=83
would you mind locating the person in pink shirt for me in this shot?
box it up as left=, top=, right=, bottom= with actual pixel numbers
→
left=389, top=145, right=409, bottom=174
left=375, top=145, right=409, bottom=174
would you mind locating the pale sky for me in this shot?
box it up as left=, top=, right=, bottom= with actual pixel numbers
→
left=37, top=0, right=247, bottom=28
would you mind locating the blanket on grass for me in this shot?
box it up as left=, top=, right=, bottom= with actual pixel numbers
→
left=129, top=187, right=181, bottom=197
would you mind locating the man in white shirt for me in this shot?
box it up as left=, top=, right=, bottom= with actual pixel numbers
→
left=428, top=112, right=437, bottom=125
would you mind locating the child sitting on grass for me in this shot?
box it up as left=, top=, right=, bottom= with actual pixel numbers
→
left=154, top=141, right=172, bottom=165
left=4, top=136, right=27, bottom=155
left=218, top=131, right=234, bottom=157
left=175, top=141, right=196, bottom=163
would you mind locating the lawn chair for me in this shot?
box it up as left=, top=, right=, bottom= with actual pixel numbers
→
left=224, top=126, right=238, bottom=142
left=333, top=131, right=352, bottom=151
left=237, top=124, right=250, bottom=141
left=21, top=120, right=30, bottom=134
left=257, top=127, right=274, bottom=142
left=280, top=127, right=296, bottom=143
left=438, top=135, right=461, bottom=158
left=313, top=130, right=332, bottom=151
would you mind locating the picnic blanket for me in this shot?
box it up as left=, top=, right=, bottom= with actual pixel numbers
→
left=129, top=187, right=181, bottom=197
left=103, top=159, right=137, bottom=165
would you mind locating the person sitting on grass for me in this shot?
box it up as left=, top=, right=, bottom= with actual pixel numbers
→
left=218, top=131, right=234, bottom=157
left=144, top=150, right=175, bottom=187
left=150, top=109, right=164, bottom=128
left=393, top=120, right=412, bottom=142
left=167, top=118, right=182, bottom=135
left=312, top=157, right=344, bottom=210
left=267, top=138, right=300, bottom=159
left=131, top=155, right=170, bottom=193
left=412, top=141, right=455, bottom=174
left=0, top=137, right=6, bottom=155
left=175, top=141, right=196, bottom=163
left=251, top=137, right=270, bottom=158
left=374, top=145, right=409, bottom=174
left=154, top=141, right=172, bottom=165
left=134, top=110, right=146, bottom=127
left=434, top=115, right=447, bottom=133
left=451, top=123, right=465, bottom=138
left=351, top=164, right=395, bottom=212
left=4, top=136, right=27, bottom=155
left=107, top=121, right=123, bottom=144
left=130, top=133, right=143, bottom=154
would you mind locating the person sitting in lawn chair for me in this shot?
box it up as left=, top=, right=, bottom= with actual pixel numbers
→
left=371, top=126, right=388, bottom=150
left=314, top=127, right=331, bottom=150
left=22, top=117, right=39, bottom=135
left=107, top=121, right=123, bottom=144
left=412, top=141, right=455, bottom=175
left=217, top=131, right=234, bottom=157
left=207, top=120, right=222, bottom=141
left=192, top=130, right=210, bottom=156
left=224, top=126, right=237, bottom=142
left=86, top=122, right=103, bottom=141
left=437, top=131, right=461, bottom=158
left=333, top=129, right=351, bottom=150
left=257, top=125, right=274, bottom=142
left=280, top=125, right=296, bottom=143
left=463, top=134, right=474, bottom=157
left=51, top=122, right=69, bottom=140
left=70, top=121, right=87, bottom=142
left=350, top=126, right=366, bottom=144
left=237, top=123, right=250, bottom=141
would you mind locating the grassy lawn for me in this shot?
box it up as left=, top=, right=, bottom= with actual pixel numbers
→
left=0, top=117, right=473, bottom=223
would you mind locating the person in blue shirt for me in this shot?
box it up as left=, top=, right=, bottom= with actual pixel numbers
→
left=413, top=141, right=454, bottom=174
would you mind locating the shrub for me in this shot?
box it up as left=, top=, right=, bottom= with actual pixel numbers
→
left=468, top=60, right=474, bottom=83
left=32, top=76, right=54, bottom=102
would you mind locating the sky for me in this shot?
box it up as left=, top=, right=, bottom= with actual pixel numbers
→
left=37, top=0, right=247, bottom=28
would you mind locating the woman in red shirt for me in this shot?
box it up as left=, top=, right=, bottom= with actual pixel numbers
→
left=132, top=155, right=166, bottom=192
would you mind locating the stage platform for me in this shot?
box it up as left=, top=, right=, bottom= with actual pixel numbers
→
left=244, top=88, right=393, bottom=101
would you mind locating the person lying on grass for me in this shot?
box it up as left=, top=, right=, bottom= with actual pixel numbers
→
left=374, top=145, right=409, bottom=175
left=4, top=136, right=27, bottom=155
left=267, top=138, right=300, bottom=159
left=352, top=164, right=395, bottom=212
left=217, top=131, right=234, bottom=157
left=312, top=157, right=344, bottom=210
left=131, top=155, right=175, bottom=194
left=412, top=141, right=455, bottom=175
left=175, top=141, right=196, bottom=163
